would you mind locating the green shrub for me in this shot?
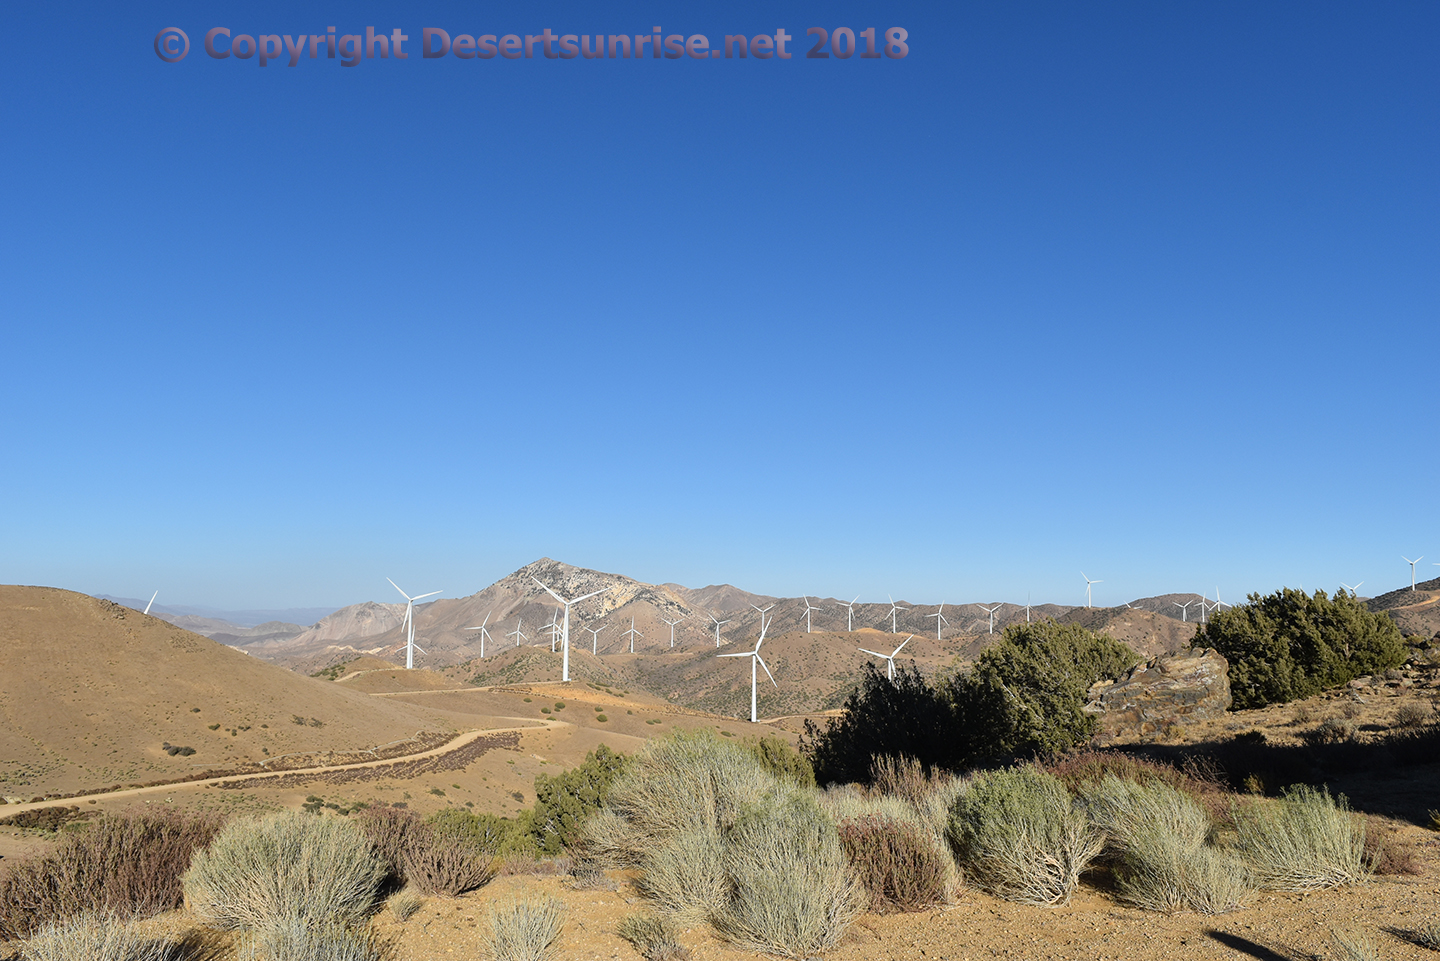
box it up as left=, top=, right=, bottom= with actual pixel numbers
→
left=1196, top=587, right=1406, bottom=709
left=17, top=912, right=188, bottom=961
left=181, top=811, right=385, bottom=931
left=596, top=714, right=608, bottom=722
left=712, top=791, right=864, bottom=957
left=947, top=766, right=1103, bottom=906
left=836, top=813, right=949, bottom=912
left=740, top=734, right=815, bottom=788
left=0, top=809, right=223, bottom=940
left=1232, top=785, right=1370, bottom=891
left=615, top=913, right=690, bottom=961
left=483, top=897, right=565, bottom=961
left=529, top=744, right=628, bottom=855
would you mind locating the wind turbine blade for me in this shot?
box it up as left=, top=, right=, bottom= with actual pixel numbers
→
left=573, top=586, right=611, bottom=603
left=412, top=643, right=426, bottom=655
left=718, top=652, right=749, bottom=659
left=532, top=577, right=564, bottom=604
left=893, top=635, right=912, bottom=656
left=858, top=648, right=886, bottom=658
left=413, top=591, right=441, bottom=601
left=756, top=654, right=776, bottom=686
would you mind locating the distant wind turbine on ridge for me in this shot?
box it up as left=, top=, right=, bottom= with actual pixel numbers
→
left=532, top=577, right=611, bottom=682
left=979, top=603, right=1002, bottom=634
left=464, top=611, right=494, bottom=658
left=507, top=617, right=527, bottom=648
left=842, top=595, right=859, bottom=631
left=622, top=617, right=642, bottom=653
left=927, top=603, right=949, bottom=639
left=709, top=612, right=731, bottom=648
left=800, top=597, right=822, bottom=633
left=1173, top=598, right=1195, bottom=622
left=1082, top=573, right=1102, bottom=609
left=584, top=623, right=605, bottom=654
left=1339, top=582, right=1363, bottom=596
left=1403, top=556, right=1424, bottom=591
left=858, top=634, right=912, bottom=681
left=663, top=614, right=686, bottom=648
left=718, top=614, right=776, bottom=723
left=387, top=577, right=441, bottom=670
left=887, top=595, right=906, bottom=633
left=144, top=591, right=158, bottom=615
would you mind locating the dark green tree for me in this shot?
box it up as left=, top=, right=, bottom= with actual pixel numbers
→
left=1195, top=587, right=1406, bottom=709
left=951, top=620, right=1140, bottom=760
left=529, top=743, right=629, bottom=855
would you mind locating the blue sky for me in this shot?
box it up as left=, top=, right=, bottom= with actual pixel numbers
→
left=2, top=2, right=1436, bottom=611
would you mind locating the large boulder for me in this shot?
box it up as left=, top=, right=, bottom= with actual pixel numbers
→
left=1084, top=647, right=1231, bottom=740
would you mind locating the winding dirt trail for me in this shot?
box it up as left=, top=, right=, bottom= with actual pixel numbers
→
left=2, top=717, right=564, bottom=817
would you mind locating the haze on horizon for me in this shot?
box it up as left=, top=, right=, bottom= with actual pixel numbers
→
left=1, top=2, right=1435, bottom=611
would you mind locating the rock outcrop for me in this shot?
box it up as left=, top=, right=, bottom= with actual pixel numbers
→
left=1084, top=647, right=1231, bottom=740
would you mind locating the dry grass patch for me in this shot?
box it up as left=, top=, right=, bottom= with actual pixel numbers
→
left=1232, top=785, right=1370, bottom=891
left=483, top=897, right=565, bottom=961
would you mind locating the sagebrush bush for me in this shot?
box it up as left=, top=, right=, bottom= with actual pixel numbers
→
left=836, top=814, right=949, bottom=912
left=17, top=912, right=187, bottom=961
left=235, top=914, right=390, bottom=961
left=0, top=808, right=223, bottom=940
left=483, top=897, right=565, bottom=961
left=575, top=728, right=775, bottom=868
left=182, top=811, right=385, bottom=931
left=399, top=814, right=499, bottom=896
left=1232, top=785, right=1370, bottom=891
left=633, top=826, right=728, bottom=923
left=712, top=791, right=865, bottom=957
left=354, top=807, right=423, bottom=886
left=1081, top=774, right=1249, bottom=914
left=947, top=766, right=1103, bottom=906
left=1394, top=701, right=1433, bottom=729
left=615, top=913, right=690, bottom=961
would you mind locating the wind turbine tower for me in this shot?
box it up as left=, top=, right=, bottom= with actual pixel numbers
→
left=1403, top=556, right=1424, bottom=591
left=718, top=616, right=776, bottom=723
left=507, top=617, right=527, bottom=648
left=387, top=578, right=442, bottom=670
left=842, top=595, right=859, bottom=631
left=584, top=624, right=605, bottom=654
left=887, top=595, right=907, bottom=633
left=464, top=611, right=494, bottom=658
left=926, top=603, right=949, bottom=639
left=708, top=613, right=731, bottom=648
left=800, top=597, right=822, bottom=633
left=979, top=603, right=1003, bottom=634
left=1082, top=573, right=1102, bottom=609
left=858, top=634, right=912, bottom=681
left=532, top=577, right=612, bottom=683
left=663, top=614, right=686, bottom=648
left=621, top=617, right=643, bottom=653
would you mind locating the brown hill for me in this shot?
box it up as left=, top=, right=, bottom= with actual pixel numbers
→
left=0, top=586, right=466, bottom=799
left=1055, top=607, right=1198, bottom=658
left=1368, top=575, right=1440, bottom=639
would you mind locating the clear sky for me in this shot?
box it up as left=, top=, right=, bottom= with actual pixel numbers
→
left=2, top=1, right=1436, bottom=611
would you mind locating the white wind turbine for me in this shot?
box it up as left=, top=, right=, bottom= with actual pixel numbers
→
left=507, top=617, right=527, bottom=648
left=887, top=594, right=907, bottom=633
left=387, top=577, right=442, bottom=670
left=584, top=623, right=605, bottom=654
left=464, top=611, right=494, bottom=658
left=542, top=608, right=561, bottom=652
left=662, top=614, right=686, bottom=648
left=1082, top=572, right=1102, bottom=609
left=858, top=634, right=912, bottom=681
left=532, top=577, right=611, bottom=683
left=718, top=613, right=776, bottom=723
left=1403, top=556, right=1424, bottom=591
left=621, top=617, right=643, bottom=653
left=1339, top=582, right=1363, bottom=596
left=842, top=595, right=860, bottom=631
left=143, top=591, right=158, bottom=615
left=1173, top=598, right=1195, bottom=622
left=979, top=603, right=1003, bottom=634
left=926, top=603, right=949, bottom=639
left=1214, top=587, right=1231, bottom=611
left=1026, top=592, right=1031, bottom=623
left=799, top=597, right=822, bottom=633
left=750, top=602, right=774, bottom=626
left=708, top=613, right=731, bottom=648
